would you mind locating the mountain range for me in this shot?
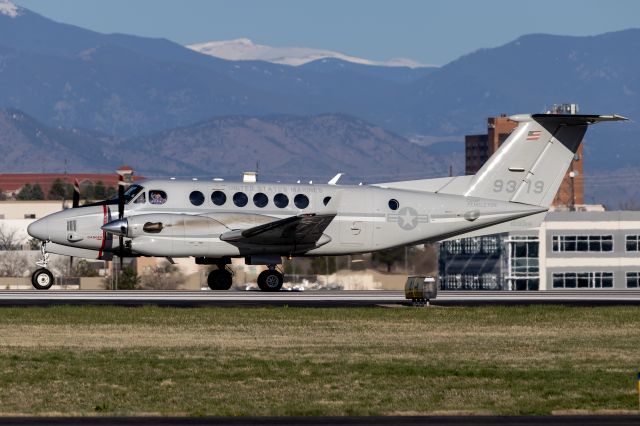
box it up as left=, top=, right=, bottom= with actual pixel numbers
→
left=0, top=0, right=639, bottom=205
left=0, top=108, right=461, bottom=183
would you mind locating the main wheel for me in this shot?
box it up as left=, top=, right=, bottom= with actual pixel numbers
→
left=257, top=270, right=283, bottom=292
left=31, top=268, right=54, bottom=290
left=207, top=269, right=233, bottom=290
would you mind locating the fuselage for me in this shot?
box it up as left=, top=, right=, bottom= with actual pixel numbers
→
left=27, top=179, right=545, bottom=260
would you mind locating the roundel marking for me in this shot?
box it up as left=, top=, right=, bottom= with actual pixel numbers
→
left=397, top=206, right=419, bottom=231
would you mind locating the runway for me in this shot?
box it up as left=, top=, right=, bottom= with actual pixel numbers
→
left=1, top=289, right=640, bottom=307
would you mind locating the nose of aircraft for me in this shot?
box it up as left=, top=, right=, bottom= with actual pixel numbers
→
left=27, top=217, right=49, bottom=241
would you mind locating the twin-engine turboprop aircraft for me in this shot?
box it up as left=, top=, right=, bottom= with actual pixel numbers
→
left=27, top=113, right=626, bottom=291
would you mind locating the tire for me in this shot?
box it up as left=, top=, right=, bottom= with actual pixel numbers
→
left=257, top=270, right=283, bottom=292
left=31, top=268, right=54, bottom=290
left=207, top=269, right=232, bottom=291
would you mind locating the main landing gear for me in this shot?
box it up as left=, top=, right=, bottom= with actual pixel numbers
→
left=207, top=264, right=233, bottom=291
left=31, top=243, right=54, bottom=290
left=257, top=265, right=284, bottom=292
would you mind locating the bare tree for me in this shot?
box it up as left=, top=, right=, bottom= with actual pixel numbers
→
left=139, top=261, right=185, bottom=290
left=0, top=225, right=23, bottom=251
left=0, top=251, right=30, bottom=277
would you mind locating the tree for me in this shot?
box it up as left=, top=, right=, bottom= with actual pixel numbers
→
left=93, top=181, right=107, bottom=200
left=309, top=256, right=337, bottom=275
left=0, top=225, right=22, bottom=250
left=103, top=266, right=140, bottom=290
left=83, top=182, right=94, bottom=201
left=73, top=259, right=99, bottom=277
left=139, top=261, right=185, bottom=290
left=371, top=246, right=415, bottom=273
left=16, top=183, right=45, bottom=200
left=47, top=178, right=67, bottom=200
left=0, top=251, right=29, bottom=277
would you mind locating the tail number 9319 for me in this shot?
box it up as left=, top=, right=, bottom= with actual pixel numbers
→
left=493, top=179, right=544, bottom=194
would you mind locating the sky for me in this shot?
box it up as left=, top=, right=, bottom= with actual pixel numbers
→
left=10, top=0, right=640, bottom=66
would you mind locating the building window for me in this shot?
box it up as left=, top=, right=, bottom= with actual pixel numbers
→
left=24, top=214, right=36, bottom=219
left=189, top=191, right=205, bottom=206
left=552, top=235, right=613, bottom=252
left=446, top=239, right=463, bottom=255
left=552, top=272, right=613, bottom=289
left=463, top=238, right=481, bottom=254
left=626, top=235, right=640, bottom=251
left=211, top=191, right=226, bottom=206
left=482, top=236, right=499, bottom=254
left=626, top=272, right=640, bottom=288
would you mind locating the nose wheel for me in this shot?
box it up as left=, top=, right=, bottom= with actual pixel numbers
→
left=32, top=268, right=54, bottom=290
left=31, top=242, right=54, bottom=290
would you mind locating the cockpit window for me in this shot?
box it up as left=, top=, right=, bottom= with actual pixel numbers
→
left=149, top=190, right=167, bottom=205
left=134, top=192, right=146, bottom=204
left=123, top=184, right=144, bottom=204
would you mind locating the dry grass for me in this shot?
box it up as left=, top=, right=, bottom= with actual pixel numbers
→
left=0, top=305, right=638, bottom=416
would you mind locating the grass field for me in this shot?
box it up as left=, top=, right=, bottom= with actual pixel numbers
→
left=0, top=305, right=639, bottom=416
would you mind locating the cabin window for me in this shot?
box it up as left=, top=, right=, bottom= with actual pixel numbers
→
left=190, top=191, right=205, bottom=206
left=233, top=192, right=248, bottom=207
left=274, top=193, right=289, bottom=208
left=294, top=194, right=309, bottom=209
left=253, top=192, right=268, bottom=208
left=211, top=191, right=226, bottom=206
left=323, top=196, right=332, bottom=206
left=388, top=199, right=399, bottom=210
left=149, top=190, right=167, bottom=205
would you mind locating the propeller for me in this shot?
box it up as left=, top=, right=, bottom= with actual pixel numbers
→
left=72, top=178, right=80, bottom=208
left=117, top=175, right=125, bottom=274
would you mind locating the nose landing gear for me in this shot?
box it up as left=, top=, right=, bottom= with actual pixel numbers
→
left=31, top=243, right=54, bottom=290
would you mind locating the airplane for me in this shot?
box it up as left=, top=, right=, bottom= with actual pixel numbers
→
left=26, top=113, right=627, bottom=291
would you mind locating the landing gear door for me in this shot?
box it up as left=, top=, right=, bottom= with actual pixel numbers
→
left=339, top=191, right=372, bottom=247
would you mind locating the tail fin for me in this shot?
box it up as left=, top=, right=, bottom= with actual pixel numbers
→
left=463, top=114, right=627, bottom=206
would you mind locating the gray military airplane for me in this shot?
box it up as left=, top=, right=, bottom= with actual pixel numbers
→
left=27, top=113, right=626, bottom=291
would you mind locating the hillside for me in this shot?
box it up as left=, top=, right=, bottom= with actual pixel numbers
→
left=0, top=108, right=461, bottom=183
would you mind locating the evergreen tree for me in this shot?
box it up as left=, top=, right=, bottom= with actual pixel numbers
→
left=93, top=181, right=107, bottom=200
left=16, top=184, right=45, bottom=200
left=47, top=178, right=67, bottom=200
left=31, top=184, right=45, bottom=200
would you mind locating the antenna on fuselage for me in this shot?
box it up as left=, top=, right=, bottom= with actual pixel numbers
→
left=328, top=173, right=343, bottom=185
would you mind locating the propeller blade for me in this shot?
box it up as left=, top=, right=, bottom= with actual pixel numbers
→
left=119, top=235, right=124, bottom=271
left=72, top=178, right=80, bottom=208
left=118, top=175, right=125, bottom=220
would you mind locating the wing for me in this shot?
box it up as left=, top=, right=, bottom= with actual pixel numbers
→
left=220, top=213, right=335, bottom=248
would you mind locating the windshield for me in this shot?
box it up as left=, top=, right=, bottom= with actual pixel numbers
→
left=123, top=184, right=144, bottom=204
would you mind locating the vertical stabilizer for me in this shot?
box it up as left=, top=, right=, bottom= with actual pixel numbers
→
left=463, top=114, right=627, bottom=206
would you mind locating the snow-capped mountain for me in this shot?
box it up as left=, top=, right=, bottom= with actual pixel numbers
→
left=0, top=0, right=21, bottom=18
left=187, top=38, right=429, bottom=68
